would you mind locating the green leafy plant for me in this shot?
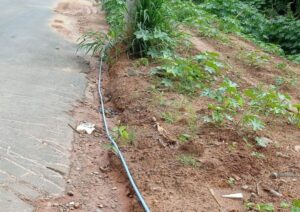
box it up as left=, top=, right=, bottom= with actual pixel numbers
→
left=255, top=137, right=269, bottom=148
left=245, top=202, right=274, bottom=211
left=292, top=199, right=300, bottom=212
left=112, top=125, right=135, bottom=145
left=256, top=203, right=275, bottom=212
left=289, top=103, right=300, bottom=128
left=227, top=177, right=236, bottom=187
left=280, top=201, right=290, bottom=209
left=151, top=51, right=223, bottom=94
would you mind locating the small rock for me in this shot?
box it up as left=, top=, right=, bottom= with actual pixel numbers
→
left=69, top=201, right=75, bottom=206
left=67, top=191, right=74, bottom=196
left=270, top=172, right=278, bottom=179
left=295, top=145, right=300, bottom=152
left=249, top=192, right=258, bottom=202
left=52, top=203, right=59, bottom=207
left=98, top=204, right=104, bottom=208
left=232, top=174, right=241, bottom=181
left=74, top=202, right=80, bottom=209
left=111, top=204, right=117, bottom=209
left=152, top=187, right=162, bottom=192
left=242, top=185, right=249, bottom=190
left=112, top=187, right=117, bottom=190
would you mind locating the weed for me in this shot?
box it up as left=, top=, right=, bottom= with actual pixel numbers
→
left=78, top=31, right=107, bottom=55
left=228, top=142, right=238, bottom=152
left=276, top=62, right=288, bottom=70
left=289, top=103, right=300, bottom=128
left=133, top=58, right=149, bottom=68
left=161, top=112, right=178, bottom=124
left=274, top=76, right=297, bottom=89
left=237, top=50, right=270, bottom=69
left=151, top=51, right=223, bottom=94
left=177, top=154, right=200, bottom=167
left=256, top=203, right=275, bottom=212
left=178, top=133, right=191, bottom=143
left=112, top=125, right=135, bottom=145
left=244, top=86, right=291, bottom=116
left=251, top=151, right=265, bottom=159
left=292, top=199, right=300, bottom=211
left=280, top=201, right=290, bottom=209
left=227, top=177, right=236, bottom=187
left=246, top=202, right=274, bottom=212
left=255, top=137, right=269, bottom=148
left=103, top=143, right=118, bottom=155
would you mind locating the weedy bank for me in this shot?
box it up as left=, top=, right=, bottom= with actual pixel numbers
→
left=80, top=0, right=300, bottom=211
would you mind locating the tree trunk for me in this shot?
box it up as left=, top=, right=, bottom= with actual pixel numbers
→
left=125, top=0, right=138, bottom=38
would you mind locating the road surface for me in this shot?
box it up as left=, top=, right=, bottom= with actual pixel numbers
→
left=0, top=0, right=86, bottom=211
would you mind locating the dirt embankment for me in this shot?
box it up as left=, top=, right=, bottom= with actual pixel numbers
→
left=37, top=0, right=300, bottom=211
left=103, top=36, right=300, bottom=211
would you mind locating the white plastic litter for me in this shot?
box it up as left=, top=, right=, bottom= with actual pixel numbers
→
left=76, top=122, right=95, bottom=134
left=222, top=193, right=243, bottom=199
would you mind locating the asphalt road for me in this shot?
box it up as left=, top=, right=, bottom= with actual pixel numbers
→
left=0, top=0, right=86, bottom=211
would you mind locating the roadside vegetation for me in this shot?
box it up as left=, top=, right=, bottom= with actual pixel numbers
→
left=79, top=0, right=300, bottom=211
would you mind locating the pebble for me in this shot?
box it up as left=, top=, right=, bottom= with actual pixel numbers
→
left=111, top=204, right=117, bottom=209
left=295, top=145, right=300, bottom=152
left=67, top=191, right=74, bottom=196
left=241, top=185, right=249, bottom=190
left=112, top=187, right=117, bottom=190
left=152, top=187, right=162, bottom=192
left=74, top=202, right=81, bottom=209
left=98, top=204, right=104, bottom=208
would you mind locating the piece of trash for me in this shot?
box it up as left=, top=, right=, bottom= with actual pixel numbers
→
left=222, top=193, right=243, bottom=199
left=208, top=188, right=222, bottom=207
left=76, top=122, right=95, bottom=134
left=153, top=117, right=177, bottom=145
left=263, top=188, right=283, bottom=197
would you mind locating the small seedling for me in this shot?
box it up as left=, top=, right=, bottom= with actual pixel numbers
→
left=112, top=125, right=135, bottom=145
left=178, top=133, right=191, bottom=143
left=280, top=201, right=290, bottom=209
left=255, top=137, right=269, bottom=148
left=177, top=154, right=200, bottom=167
left=133, top=58, right=149, bottom=68
left=251, top=151, right=265, bottom=159
left=227, top=177, right=236, bottom=187
left=256, top=203, right=274, bottom=212
left=228, top=142, right=237, bottom=152
left=276, top=62, right=288, bottom=71
left=237, top=50, right=269, bottom=69
left=162, top=112, right=178, bottom=124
